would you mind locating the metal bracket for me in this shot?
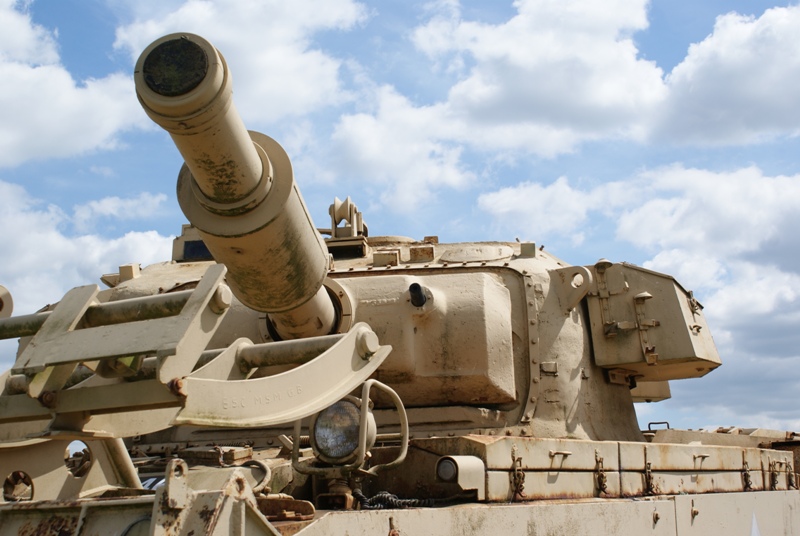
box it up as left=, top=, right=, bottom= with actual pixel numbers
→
left=11, top=263, right=230, bottom=395
left=549, top=266, right=593, bottom=315
left=291, top=379, right=408, bottom=479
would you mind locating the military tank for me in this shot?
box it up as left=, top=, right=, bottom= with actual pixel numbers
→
left=0, top=33, right=797, bottom=535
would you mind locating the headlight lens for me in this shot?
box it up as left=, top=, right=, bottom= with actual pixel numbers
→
left=311, top=399, right=375, bottom=465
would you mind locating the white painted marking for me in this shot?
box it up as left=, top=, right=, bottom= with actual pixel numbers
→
left=751, top=512, right=761, bottom=536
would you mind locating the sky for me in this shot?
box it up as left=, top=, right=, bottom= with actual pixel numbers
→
left=0, top=0, right=799, bottom=432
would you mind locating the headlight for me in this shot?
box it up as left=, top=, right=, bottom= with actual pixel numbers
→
left=310, top=398, right=376, bottom=465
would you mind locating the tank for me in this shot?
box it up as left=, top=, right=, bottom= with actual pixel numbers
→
left=0, top=33, right=797, bottom=535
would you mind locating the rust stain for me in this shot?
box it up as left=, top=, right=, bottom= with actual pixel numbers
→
left=19, top=514, right=79, bottom=536
left=199, top=504, right=215, bottom=529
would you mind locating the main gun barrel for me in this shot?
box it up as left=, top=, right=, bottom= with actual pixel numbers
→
left=134, top=33, right=336, bottom=339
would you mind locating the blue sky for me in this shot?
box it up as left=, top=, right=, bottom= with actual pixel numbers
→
left=1, top=0, right=799, bottom=432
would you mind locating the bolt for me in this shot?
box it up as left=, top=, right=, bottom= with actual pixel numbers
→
left=210, top=284, right=233, bottom=314
left=168, top=377, right=187, bottom=397
left=38, top=390, right=57, bottom=408
left=653, top=511, right=660, bottom=524
left=356, top=329, right=380, bottom=359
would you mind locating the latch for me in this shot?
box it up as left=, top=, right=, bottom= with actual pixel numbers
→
left=742, top=460, right=753, bottom=491
left=591, top=259, right=630, bottom=337
left=595, top=450, right=608, bottom=495
left=769, top=459, right=784, bottom=490
left=511, top=444, right=526, bottom=502
left=634, top=292, right=660, bottom=364
left=644, top=461, right=654, bottom=495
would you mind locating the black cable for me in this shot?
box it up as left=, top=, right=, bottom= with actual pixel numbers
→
left=353, top=488, right=433, bottom=509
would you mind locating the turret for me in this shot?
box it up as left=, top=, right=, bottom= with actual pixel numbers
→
left=134, top=33, right=335, bottom=340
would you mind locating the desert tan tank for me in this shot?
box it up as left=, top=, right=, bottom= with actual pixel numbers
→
left=0, top=33, right=797, bottom=535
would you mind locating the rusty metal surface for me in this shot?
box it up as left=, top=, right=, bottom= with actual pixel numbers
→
left=258, top=496, right=315, bottom=521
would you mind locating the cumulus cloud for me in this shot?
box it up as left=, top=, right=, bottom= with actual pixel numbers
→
left=328, top=1, right=800, bottom=206
left=477, top=176, right=592, bottom=244
left=113, top=0, right=368, bottom=124
left=652, top=6, right=800, bottom=144
left=0, top=0, right=58, bottom=64
left=414, top=0, right=664, bottom=141
left=0, top=180, right=172, bottom=317
left=0, top=2, right=144, bottom=168
left=331, top=86, right=474, bottom=205
left=73, top=192, right=168, bottom=232
left=0, top=0, right=370, bottom=169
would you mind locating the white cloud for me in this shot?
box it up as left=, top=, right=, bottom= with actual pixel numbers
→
left=618, top=165, right=800, bottom=269
left=653, top=6, right=800, bottom=144
left=477, top=176, right=592, bottom=244
left=0, top=2, right=144, bottom=168
left=73, top=192, right=168, bottom=232
left=328, top=0, right=668, bottom=206
left=327, top=2, right=800, bottom=206
left=0, top=0, right=58, bottom=64
left=0, top=180, right=172, bottom=316
left=0, top=0, right=369, bottom=168
left=113, top=0, right=368, bottom=124
left=331, top=85, right=474, bottom=205
left=409, top=0, right=665, bottom=149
